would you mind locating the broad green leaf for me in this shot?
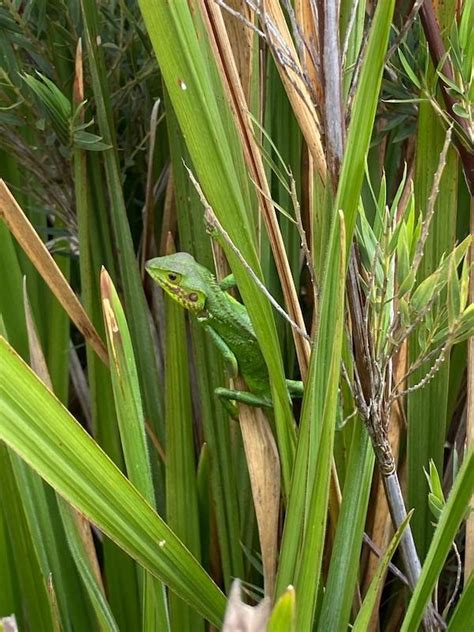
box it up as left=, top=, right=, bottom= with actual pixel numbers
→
left=276, top=0, right=395, bottom=616
left=163, top=284, right=204, bottom=631
left=0, top=336, right=226, bottom=627
left=293, top=211, right=346, bottom=629
left=165, top=101, right=244, bottom=587
left=80, top=0, right=165, bottom=483
left=408, top=7, right=460, bottom=557
left=410, top=273, right=439, bottom=313
left=100, top=271, right=169, bottom=631
left=0, top=444, right=54, bottom=632
left=73, top=101, right=141, bottom=629
left=317, top=426, right=374, bottom=632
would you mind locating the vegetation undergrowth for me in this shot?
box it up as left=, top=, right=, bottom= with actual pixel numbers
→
left=0, top=1, right=473, bottom=630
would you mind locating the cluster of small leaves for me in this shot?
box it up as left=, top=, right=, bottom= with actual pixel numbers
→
left=20, top=72, right=109, bottom=152
left=443, top=5, right=474, bottom=144
left=387, top=9, right=473, bottom=151
left=356, top=168, right=473, bottom=402
left=379, top=29, right=423, bottom=144
left=425, top=460, right=446, bottom=522
left=0, top=1, right=160, bottom=241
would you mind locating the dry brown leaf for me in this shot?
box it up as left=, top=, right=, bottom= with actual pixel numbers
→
left=222, top=1, right=255, bottom=103
left=0, top=180, right=108, bottom=366
left=235, top=378, right=280, bottom=598
left=262, top=0, right=326, bottom=181
left=295, top=0, right=323, bottom=108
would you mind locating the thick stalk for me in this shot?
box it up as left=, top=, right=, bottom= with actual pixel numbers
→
left=347, top=257, right=440, bottom=630
left=384, top=472, right=443, bottom=631
left=383, top=472, right=422, bottom=590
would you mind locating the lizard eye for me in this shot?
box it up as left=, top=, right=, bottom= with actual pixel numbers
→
left=167, top=273, right=178, bottom=282
left=188, top=293, right=198, bottom=302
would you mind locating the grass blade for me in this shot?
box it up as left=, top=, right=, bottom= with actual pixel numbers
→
left=317, top=426, right=375, bottom=631
left=0, top=336, right=226, bottom=626
left=353, top=512, right=413, bottom=632
left=401, top=448, right=474, bottom=631
left=101, top=271, right=170, bottom=631
left=292, top=211, right=346, bottom=628
left=80, top=0, right=165, bottom=456
left=163, top=273, right=203, bottom=630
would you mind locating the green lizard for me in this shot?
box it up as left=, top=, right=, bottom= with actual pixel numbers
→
left=146, top=252, right=303, bottom=412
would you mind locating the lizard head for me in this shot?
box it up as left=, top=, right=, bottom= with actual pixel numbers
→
left=146, top=252, right=209, bottom=314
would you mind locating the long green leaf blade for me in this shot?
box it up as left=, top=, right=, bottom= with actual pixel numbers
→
left=0, top=336, right=226, bottom=626
left=401, top=449, right=474, bottom=631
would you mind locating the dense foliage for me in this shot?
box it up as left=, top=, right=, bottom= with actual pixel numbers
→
left=0, top=1, right=473, bottom=630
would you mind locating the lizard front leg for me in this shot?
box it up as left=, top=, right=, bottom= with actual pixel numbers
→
left=203, top=327, right=274, bottom=414
left=203, top=325, right=238, bottom=378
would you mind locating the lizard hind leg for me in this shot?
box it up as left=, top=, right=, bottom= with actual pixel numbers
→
left=286, top=379, right=304, bottom=398
left=215, top=387, right=273, bottom=419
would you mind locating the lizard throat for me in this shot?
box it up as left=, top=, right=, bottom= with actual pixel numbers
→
left=160, top=279, right=202, bottom=313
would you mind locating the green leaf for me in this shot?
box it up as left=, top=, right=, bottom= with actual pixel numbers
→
left=335, top=0, right=397, bottom=252
left=410, top=272, right=439, bottom=313
left=352, top=512, right=413, bottom=632
left=451, top=103, right=470, bottom=118
left=137, top=0, right=296, bottom=494
left=453, top=303, right=474, bottom=343
left=425, top=460, right=445, bottom=506
left=22, top=72, right=71, bottom=145
left=0, top=444, right=54, bottom=632
left=286, top=211, right=346, bottom=628
left=397, top=224, right=413, bottom=295
left=81, top=0, right=166, bottom=486
left=57, top=502, right=119, bottom=632
left=100, top=271, right=170, bottom=630
left=398, top=49, right=422, bottom=89
left=401, top=448, right=474, bottom=631
left=277, top=1, right=395, bottom=621
left=73, top=130, right=110, bottom=151
left=447, top=256, right=461, bottom=329
left=0, top=336, right=226, bottom=627
left=165, top=101, right=244, bottom=588
left=317, top=426, right=374, bottom=632
left=267, top=587, right=295, bottom=632
left=428, top=494, right=445, bottom=521
left=398, top=270, right=416, bottom=299
left=163, top=282, right=204, bottom=631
